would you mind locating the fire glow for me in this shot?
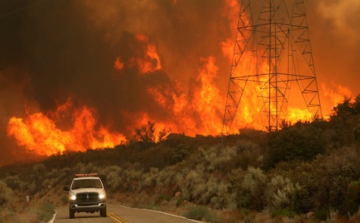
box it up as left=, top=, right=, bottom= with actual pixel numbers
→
left=5, top=1, right=355, bottom=158
left=7, top=99, right=126, bottom=156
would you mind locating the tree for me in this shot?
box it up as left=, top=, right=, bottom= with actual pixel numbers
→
left=130, top=121, right=170, bottom=149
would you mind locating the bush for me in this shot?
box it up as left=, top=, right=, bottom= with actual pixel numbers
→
left=176, top=197, right=185, bottom=207
left=0, top=180, right=13, bottom=207
left=236, top=139, right=263, bottom=169
left=265, top=175, right=300, bottom=209
left=271, top=209, right=295, bottom=219
left=238, top=167, right=266, bottom=210
left=4, top=175, right=22, bottom=190
left=266, top=124, right=325, bottom=168
left=314, top=208, right=328, bottom=221
left=200, top=146, right=237, bottom=172
left=155, top=194, right=171, bottom=205
left=61, top=196, right=68, bottom=205
left=170, top=144, right=191, bottom=164
left=37, top=202, right=55, bottom=222
left=130, top=121, right=170, bottom=149
left=104, top=166, right=122, bottom=192
left=184, top=205, right=217, bottom=222
left=341, top=180, right=360, bottom=215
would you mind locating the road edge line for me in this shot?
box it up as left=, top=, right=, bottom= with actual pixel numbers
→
left=47, top=211, right=57, bottom=223
left=117, top=205, right=202, bottom=223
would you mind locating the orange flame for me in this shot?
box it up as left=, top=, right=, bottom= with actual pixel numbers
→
left=144, top=56, right=225, bottom=136
left=114, top=56, right=124, bottom=70
left=219, top=1, right=318, bottom=131
left=322, top=83, right=353, bottom=107
left=7, top=2, right=356, bottom=158
left=221, top=0, right=240, bottom=60
left=134, top=113, right=172, bottom=143
left=191, top=57, right=224, bottom=134
left=114, top=34, right=162, bottom=75
left=321, top=83, right=354, bottom=118
left=7, top=99, right=126, bottom=156
left=134, top=34, right=162, bottom=74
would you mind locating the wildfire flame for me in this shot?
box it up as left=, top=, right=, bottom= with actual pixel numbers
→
left=5, top=1, right=356, bottom=159
left=113, top=34, right=162, bottom=75
left=7, top=98, right=126, bottom=156
left=114, top=57, right=124, bottom=70
left=134, top=34, right=162, bottom=74
left=123, top=56, right=225, bottom=137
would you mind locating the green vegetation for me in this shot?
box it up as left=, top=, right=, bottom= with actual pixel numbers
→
left=184, top=205, right=218, bottom=222
left=1, top=95, right=360, bottom=222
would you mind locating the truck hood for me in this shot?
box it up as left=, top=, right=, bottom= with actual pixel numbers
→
left=71, top=188, right=104, bottom=193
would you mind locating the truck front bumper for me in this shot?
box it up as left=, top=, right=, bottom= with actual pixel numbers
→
left=69, top=201, right=106, bottom=213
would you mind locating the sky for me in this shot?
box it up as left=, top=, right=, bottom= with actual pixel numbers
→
left=0, top=0, right=359, bottom=165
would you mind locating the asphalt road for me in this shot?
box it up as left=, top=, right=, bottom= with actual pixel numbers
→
left=54, top=204, right=199, bottom=223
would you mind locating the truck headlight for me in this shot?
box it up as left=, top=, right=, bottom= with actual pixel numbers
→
left=70, top=195, right=76, bottom=201
left=99, top=194, right=106, bottom=199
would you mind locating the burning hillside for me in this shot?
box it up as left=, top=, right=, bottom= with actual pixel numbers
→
left=0, top=0, right=359, bottom=164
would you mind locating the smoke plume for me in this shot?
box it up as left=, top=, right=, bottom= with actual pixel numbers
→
left=0, top=0, right=359, bottom=165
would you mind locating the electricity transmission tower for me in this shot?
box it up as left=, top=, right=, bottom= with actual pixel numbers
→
left=222, top=0, right=322, bottom=133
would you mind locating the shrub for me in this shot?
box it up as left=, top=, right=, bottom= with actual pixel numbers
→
left=130, top=121, right=170, bottom=149
left=155, top=194, right=171, bottom=205
left=265, top=124, right=325, bottom=168
left=0, top=180, right=12, bottom=207
left=238, top=167, right=266, bottom=210
left=74, top=162, right=97, bottom=174
left=265, top=175, right=300, bottom=209
left=103, top=166, right=122, bottom=192
left=61, top=196, right=68, bottom=205
left=4, top=175, right=22, bottom=190
left=236, top=140, right=263, bottom=169
left=32, top=163, right=46, bottom=174
left=198, top=146, right=238, bottom=172
left=184, top=169, right=205, bottom=201
left=170, top=144, right=190, bottom=164
left=37, top=202, right=55, bottom=222
left=28, top=181, right=37, bottom=195
left=271, top=209, right=295, bottom=219
left=327, top=208, right=338, bottom=223
left=184, top=205, right=217, bottom=222
left=314, top=209, right=328, bottom=221
left=341, top=180, right=360, bottom=215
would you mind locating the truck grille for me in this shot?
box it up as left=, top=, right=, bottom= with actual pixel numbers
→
left=76, top=192, right=99, bottom=202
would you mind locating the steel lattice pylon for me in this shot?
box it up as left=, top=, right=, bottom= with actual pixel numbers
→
left=222, top=0, right=322, bottom=133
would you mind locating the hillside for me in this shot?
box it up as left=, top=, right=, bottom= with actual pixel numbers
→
left=0, top=96, right=360, bottom=223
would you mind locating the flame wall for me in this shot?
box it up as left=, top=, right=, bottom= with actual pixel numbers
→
left=0, top=0, right=359, bottom=165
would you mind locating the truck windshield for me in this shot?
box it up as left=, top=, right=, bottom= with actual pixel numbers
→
left=71, top=179, right=103, bottom=189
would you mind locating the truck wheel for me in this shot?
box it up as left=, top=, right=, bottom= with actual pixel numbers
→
left=69, top=209, right=75, bottom=219
left=100, top=207, right=107, bottom=217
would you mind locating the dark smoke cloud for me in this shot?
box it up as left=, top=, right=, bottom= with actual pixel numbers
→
left=0, top=0, right=359, bottom=165
left=0, top=0, right=231, bottom=165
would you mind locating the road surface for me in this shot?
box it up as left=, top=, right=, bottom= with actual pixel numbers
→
left=53, top=204, right=199, bottom=223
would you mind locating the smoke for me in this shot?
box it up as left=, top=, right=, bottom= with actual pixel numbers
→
left=303, top=0, right=360, bottom=113
left=317, top=0, right=360, bottom=42
left=0, top=0, right=359, bottom=165
left=0, top=0, right=232, bottom=164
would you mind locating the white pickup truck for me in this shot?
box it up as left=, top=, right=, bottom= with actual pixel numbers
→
left=63, top=173, right=107, bottom=218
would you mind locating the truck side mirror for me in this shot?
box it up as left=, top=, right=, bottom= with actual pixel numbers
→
left=63, top=186, right=70, bottom=191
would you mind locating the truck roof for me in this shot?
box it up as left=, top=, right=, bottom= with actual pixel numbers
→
left=75, top=173, right=98, bottom=177
left=73, top=176, right=100, bottom=180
